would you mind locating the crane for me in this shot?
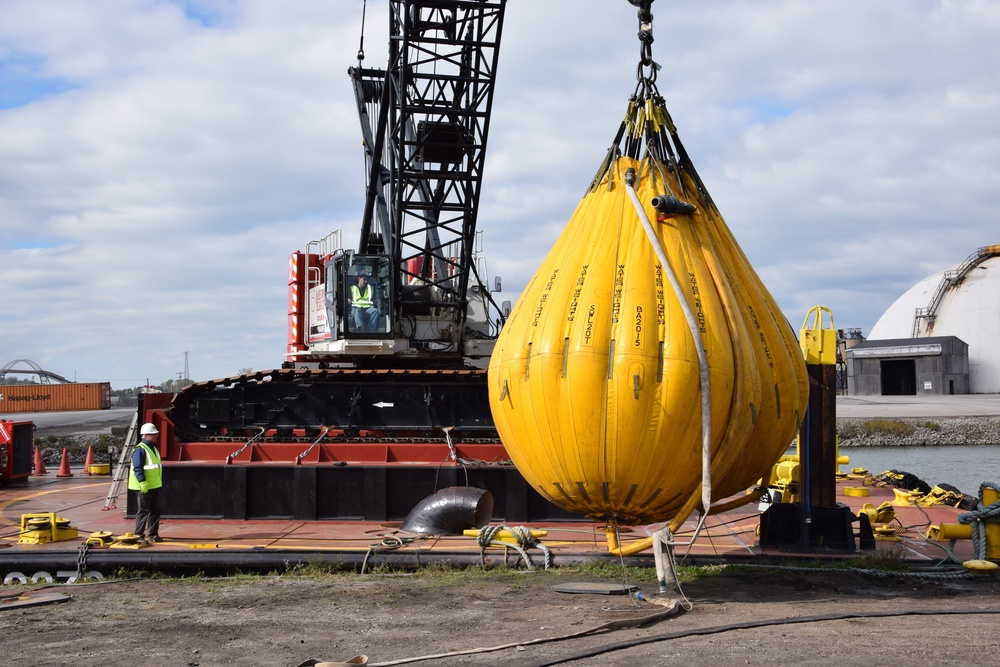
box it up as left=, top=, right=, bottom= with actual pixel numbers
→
left=168, top=0, right=508, bottom=445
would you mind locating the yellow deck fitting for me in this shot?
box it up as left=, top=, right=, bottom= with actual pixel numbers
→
left=843, top=486, right=869, bottom=497
left=109, top=532, right=149, bottom=549
left=890, top=488, right=920, bottom=506
left=874, top=525, right=906, bottom=541
left=86, top=531, right=115, bottom=547
left=463, top=528, right=547, bottom=545
left=17, top=513, right=78, bottom=545
left=926, top=523, right=972, bottom=541
left=926, top=485, right=1000, bottom=559
left=963, top=559, right=999, bottom=573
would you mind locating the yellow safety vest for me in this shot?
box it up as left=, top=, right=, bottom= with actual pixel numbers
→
left=128, top=441, right=163, bottom=490
left=351, top=284, right=374, bottom=308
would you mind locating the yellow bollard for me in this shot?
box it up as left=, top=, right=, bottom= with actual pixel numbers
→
left=926, top=485, right=1000, bottom=560
left=891, top=488, right=919, bottom=506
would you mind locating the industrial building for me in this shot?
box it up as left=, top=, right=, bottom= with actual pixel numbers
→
left=846, top=336, right=969, bottom=396
left=846, top=245, right=1000, bottom=395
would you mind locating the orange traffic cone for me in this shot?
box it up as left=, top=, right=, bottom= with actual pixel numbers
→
left=82, top=445, right=95, bottom=475
left=32, top=447, right=48, bottom=475
left=56, top=447, right=73, bottom=477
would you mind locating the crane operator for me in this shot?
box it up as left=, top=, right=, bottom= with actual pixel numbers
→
left=350, top=272, right=380, bottom=332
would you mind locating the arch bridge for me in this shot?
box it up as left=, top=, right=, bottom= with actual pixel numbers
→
left=0, top=359, right=72, bottom=384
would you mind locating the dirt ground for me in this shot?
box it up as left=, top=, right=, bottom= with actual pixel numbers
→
left=3, top=565, right=999, bottom=667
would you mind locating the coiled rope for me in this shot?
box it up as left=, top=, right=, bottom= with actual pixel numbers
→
left=361, top=534, right=420, bottom=574
left=476, top=525, right=552, bottom=570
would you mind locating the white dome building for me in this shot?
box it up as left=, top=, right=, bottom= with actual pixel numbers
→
left=859, top=245, right=1000, bottom=394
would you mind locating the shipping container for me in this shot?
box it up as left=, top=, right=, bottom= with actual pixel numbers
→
left=0, top=382, right=111, bottom=413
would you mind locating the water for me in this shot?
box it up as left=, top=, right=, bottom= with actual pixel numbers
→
left=839, top=444, right=1000, bottom=497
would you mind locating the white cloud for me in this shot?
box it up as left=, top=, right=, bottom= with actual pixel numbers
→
left=1, top=0, right=998, bottom=388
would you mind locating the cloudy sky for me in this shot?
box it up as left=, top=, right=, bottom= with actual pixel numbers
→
left=1, top=0, right=998, bottom=390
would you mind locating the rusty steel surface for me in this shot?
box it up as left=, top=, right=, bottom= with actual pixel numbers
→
left=0, top=470, right=978, bottom=576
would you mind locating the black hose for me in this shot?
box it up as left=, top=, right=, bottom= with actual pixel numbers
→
left=528, top=607, right=1000, bottom=666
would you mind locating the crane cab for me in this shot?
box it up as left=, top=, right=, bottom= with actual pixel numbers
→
left=340, top=255, right=393, bottom=338
left=286, top=239, right=400, bottom=365
left=285, top=229, right=499, bottom=368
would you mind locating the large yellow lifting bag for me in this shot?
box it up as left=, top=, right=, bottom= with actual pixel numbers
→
left=488, top=156, right=808, bottom=525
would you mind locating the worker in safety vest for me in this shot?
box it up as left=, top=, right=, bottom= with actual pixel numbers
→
left=350, top=273, right=380, bottom=332
left=128, top=422, right=164, bottom=543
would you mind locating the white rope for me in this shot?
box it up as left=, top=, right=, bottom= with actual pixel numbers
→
left=624, top=168, right=712, bottom=516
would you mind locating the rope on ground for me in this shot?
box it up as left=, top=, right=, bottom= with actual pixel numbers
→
left=361, top=534, right=420, bottom=574
left=476, top=525, right=552, bottom=570
left=366, top=602, right=679, bottom=666
left=528, top=607, right=1000, bottom=667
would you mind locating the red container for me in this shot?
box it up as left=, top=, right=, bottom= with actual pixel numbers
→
left=0, top=382, right=111, bottom=413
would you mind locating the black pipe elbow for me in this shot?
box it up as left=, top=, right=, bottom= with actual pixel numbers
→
left=400, top=486, right=494, bottom=535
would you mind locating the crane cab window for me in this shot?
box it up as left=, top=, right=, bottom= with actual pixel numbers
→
left=345, top=256, right=391, bottom=336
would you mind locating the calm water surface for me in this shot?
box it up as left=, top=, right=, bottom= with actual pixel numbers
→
left=839, top=444, right=1000, bottom=497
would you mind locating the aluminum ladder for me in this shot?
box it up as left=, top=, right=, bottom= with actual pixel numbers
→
left=102, top=410, right=138, bottom=511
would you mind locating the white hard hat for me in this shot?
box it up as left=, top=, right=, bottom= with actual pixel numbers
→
left=140, top=423, right=159, bottom=435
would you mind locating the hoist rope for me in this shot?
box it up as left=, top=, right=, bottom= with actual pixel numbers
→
left=357, top=0, right=367, bottom=65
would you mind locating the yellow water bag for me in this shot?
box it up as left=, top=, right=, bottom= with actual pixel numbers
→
left=488, top=155, right=808, bottom=525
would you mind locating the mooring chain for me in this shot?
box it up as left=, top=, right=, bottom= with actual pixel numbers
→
left=75, top=541, right=91, bottom=582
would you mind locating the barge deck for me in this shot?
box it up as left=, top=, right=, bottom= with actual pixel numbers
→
left=0, top=467, right=979, bottom=579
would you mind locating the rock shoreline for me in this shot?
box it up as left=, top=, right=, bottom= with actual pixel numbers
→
left=34, top=434, right=127, bottom=466
left=837, top=416, right=1000, bottom=448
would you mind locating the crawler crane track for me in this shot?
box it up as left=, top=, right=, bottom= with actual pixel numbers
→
left=170, top=367, right=498, bottom=444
